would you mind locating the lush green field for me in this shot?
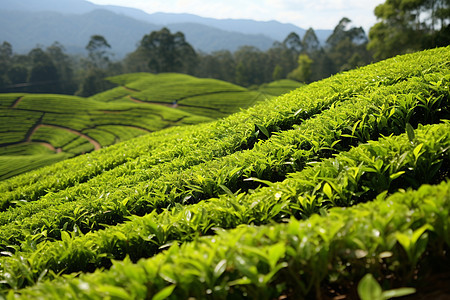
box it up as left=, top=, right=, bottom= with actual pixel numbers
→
left=0, top=47, right=449, bottom=299
left=0, top=73, right=271, bottom=180
left=93, top=72, right=266, bottom=118
left=257, top=79, right=303, bottom=97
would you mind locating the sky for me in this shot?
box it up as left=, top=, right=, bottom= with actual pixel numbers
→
left=87, top=0, right=386, bottom=32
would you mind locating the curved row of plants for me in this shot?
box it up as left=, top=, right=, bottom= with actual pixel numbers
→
left=5, top=177, right=450, bottom=299
left=0, top=122, right=448, bottom=293
left=0, top=93, right=211, bottom=180
left=0, top=47, right=449, bottom=298
left=1, top=68, right=448, bottom=249
left=2, top=47, right=447, bottom=202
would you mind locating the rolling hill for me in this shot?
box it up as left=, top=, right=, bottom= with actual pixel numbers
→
left=0, top=73, right=267, bottom=180
left=256, top=79, right=304, bottom=97
left=0, top=47, right=448, bottom=299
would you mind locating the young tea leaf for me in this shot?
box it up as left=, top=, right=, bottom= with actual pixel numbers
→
left=382, top=288, right=416, bottom=299
left=390, top=171, right=405, bottom=181
left=323, top=182, right=333, bottom=199
left=256, top=124, right=270, bottom=138
left=413, top=144, right=424, bottom=161
left=358, top=274, right=383, bottom=300
left=152, top=285, right=176, bottom=300
left=406, top=123, right=415, bottom=142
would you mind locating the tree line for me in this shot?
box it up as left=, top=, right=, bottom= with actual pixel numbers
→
left=0, top=0, right=448, bottom=96
left=0, top=18, right=370, bottom=96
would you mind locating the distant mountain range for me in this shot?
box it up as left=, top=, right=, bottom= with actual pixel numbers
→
left=0, top=0, right=333, bottom=57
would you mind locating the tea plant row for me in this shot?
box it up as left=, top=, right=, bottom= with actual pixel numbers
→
left=0, top=47, right=448, bottom=298
left=0, top=122, right=448, bottom=292
left=6, top=177, right=449, bottom=299
left=2, top=47, right=447, bottom=205
left=0, top=73, right=264, bottom=179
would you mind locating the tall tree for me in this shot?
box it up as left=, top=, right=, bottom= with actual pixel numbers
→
left=302, top=28, right=320, bottom=54
left=283, top=32, right=303, bottom=53
left=76, top=35, right=114, bottom=96
left=327, top=17, right=367, bottom=48
left=368, top=0, right=450, bottom=60
left=138, top=27, right=197, bottom=74
left=266, top=42, right=297, bottom=80
left=195, top=50, right=236, bottom=82
left=234, top=46, right=269, bottom=86
left=46, top=42, right=77, bottom=94
left=0, top=42, right=13, bottom=89
left=86, top=35, right=112, bottom=69
left=288, top=54, right=313, bottom=83
left=326, top=18, right=371, bottom=72
left=27, top=47, right=59, bottom=93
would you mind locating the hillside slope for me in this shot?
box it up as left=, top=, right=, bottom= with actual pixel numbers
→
left=0, top=47, right=449, bottom=299
left=95, top=72, right=265, bottom=117
left=0, top=73, right=263, bottom=180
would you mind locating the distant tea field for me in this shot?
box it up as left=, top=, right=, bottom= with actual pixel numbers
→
left=0, top=47, right=449, bottom=299
left=0, top=73, right=278, bottom=180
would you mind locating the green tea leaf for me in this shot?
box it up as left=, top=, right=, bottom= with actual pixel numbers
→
left=413, top=143, right=424, bottom=160
left=219, top=185, right=235, bottom=198
left=60, top=231, right=71, bottom=243
left=412, top=224, right=432, bottom=244
left=267, top=243, right=286, bottom=268
left=396, top=231, right=412, bottom=251
left=406, top=123, right=415, bottom=142
left=382, top=287, right=416, bottom=299
left=214, top=259, right=227, bottom=278
left=390, top=171, right=405, bottom=180
left=114, top=232, right=127, bottom=241
left=152, top=285, right=176, bottom=300
left=323, top=182, right=333, bottom=199
left=357, top=274, right=383, bottom=300
left=97, top=285, right=131, bottom=298
left=256, top=124, right=270, bottom=138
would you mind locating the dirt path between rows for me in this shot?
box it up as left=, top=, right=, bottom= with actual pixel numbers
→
left=11, top=96, right=24, bottom=108
left=37, top=142, right=57, bottom=152
left=29, top=124, right=101, bottom=151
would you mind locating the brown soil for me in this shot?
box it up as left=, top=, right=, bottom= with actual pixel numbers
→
left=11, top=96, right=24, bottom=108
left=37, top=142, right=56, bottom=152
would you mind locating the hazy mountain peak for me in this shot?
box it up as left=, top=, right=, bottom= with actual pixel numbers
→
left=0, top=0, right=332, bottom=56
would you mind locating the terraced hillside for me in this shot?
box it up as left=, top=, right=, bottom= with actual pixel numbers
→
left=0, top=74, right=265, bottom=180
left=0, top=47, right=449, bottom=299
left=257, top=79, right=303, bottom=97
left=92, top=73, right=267, bottom=118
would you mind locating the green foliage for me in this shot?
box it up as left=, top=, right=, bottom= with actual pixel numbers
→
left=0, top=47, right=449, bottom=299
left=0, top=72, right=269, bottom=179
left=257, top=79, right=303, bottom=97
left=358, top=274, right=415, bottom=300
left=0, top=123, right=448, bottom=291
left=134, top=28, right=197, bottom=74
left=368, top=0, right=450, bottom=60
left=5, top=179, right=450, bottom=299
left=287, top=54, right=313, bottom=83
left=0, top=43, right=78, bottom=95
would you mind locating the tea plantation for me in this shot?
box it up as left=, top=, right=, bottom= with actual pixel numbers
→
left=0, top=47, right=449, bottom=299
left=257, top=79, right=303, bottom=97
left=0, top=74, right=266, bottom=180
